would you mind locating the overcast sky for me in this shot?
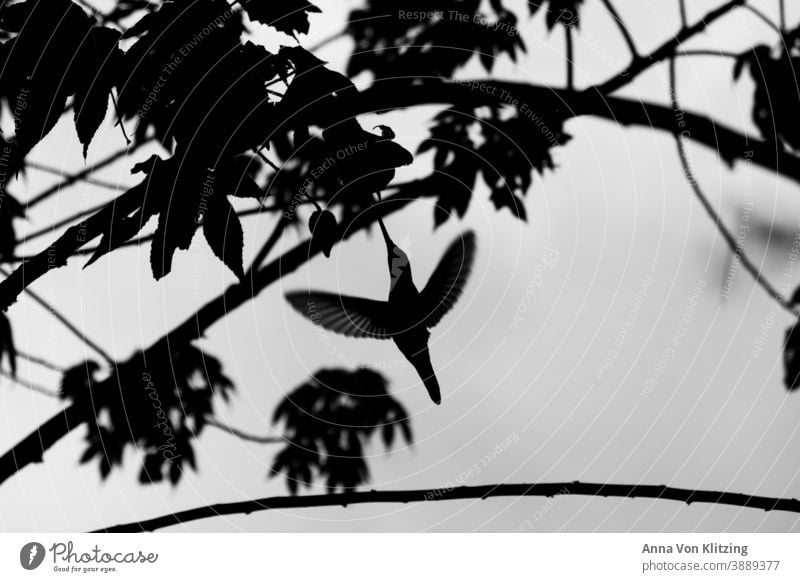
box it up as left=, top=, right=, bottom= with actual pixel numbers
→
left=2, top=0, right=800, bottom=532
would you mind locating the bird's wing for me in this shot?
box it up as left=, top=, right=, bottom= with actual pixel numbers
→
left=285, top=291, right=392, bottom=339
left=419, top=231, right=477, bottom=328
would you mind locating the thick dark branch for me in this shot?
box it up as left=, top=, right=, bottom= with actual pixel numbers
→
left=93, top=481, right=800, bottom=532
left=595, top=0, right=745, bottom=95
left=1, top=79, right=797, bottom=309
left=0, top=403, right=83, bottom=486
left=356, top=80, right=800, bottom=185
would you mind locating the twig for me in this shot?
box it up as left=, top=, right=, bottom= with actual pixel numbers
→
left=600, top=0, right=639, bottom=57
left=92, top=481, right=800, bottom=532
left=0, top=369, right=60, bottom=398
left=205, top=417, right=282, bottom=444
left=595, top=0, right=746, bottom=95
left=25, top=162, right=129, bottom=192
left=15, top=349, right=64, bottom=373
left=110, top=90, right=131, bottom=146
left=255, top=150, right=280, bottom=172
left=780, top=0, right=786, bottom=31
left=0, top=192, right=415, bottom=488
left=667, top=58, right=796, bottom=315
left=0, top=268, right=114, bottom=364
left=307, top=29, right=345, bottom=54
left=245, top=215, right=288, bottom=277
left=679, top=49, right=739, bottom=59
left=20, top=200, right=113, bottom=245
left=743, top=4, right=783, bottom=33
left=25, top=139, right=152, bottom=208
left=679, top=0, right=688, bottom=28
left=565, top=26, right=575, bottom=91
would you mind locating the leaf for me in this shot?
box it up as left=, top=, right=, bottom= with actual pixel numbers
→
left=72, top=344, right=233, bottom=485
left=784, top=323, right=800, bottom=391
left=72, top=27, right=124, bottom=158
left=0, top=313, right=16, bottom=378
left=270, top=368, right=412, bottom=493
left=530, top=0, right=583, bottom=30
left=242, top=0, right=321, bottom=36
left=202, top=196, right=245, bottom=279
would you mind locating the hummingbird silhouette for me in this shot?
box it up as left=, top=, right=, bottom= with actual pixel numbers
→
left=286, top=222, right=476, bottom=405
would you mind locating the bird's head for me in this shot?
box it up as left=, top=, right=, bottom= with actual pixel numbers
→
left=388, top=235, right=413, bottom=289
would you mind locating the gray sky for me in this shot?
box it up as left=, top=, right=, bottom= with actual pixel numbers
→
left=2, top=0, right=800, bottom=532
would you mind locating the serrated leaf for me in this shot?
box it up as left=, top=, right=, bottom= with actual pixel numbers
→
left=202, top=196, right=245, bottom=279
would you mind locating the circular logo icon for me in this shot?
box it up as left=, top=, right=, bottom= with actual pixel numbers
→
left=19, top=542, right=45, bottom=570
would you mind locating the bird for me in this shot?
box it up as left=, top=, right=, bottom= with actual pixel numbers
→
left=286, top=217, right=476, bottom=405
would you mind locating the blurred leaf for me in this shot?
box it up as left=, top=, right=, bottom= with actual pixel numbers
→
left=271, top=368, right=412, bottom=494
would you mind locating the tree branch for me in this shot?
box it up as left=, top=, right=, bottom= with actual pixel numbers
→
left=205, top=417, right=282, bottom=444
left=594, top=0, right=745, bottom=95
left=780, top=0, right=786, bottom=31
left=742, top=4, right=782, bottom=33
left=668, top=58, right=796, bottom=315
left=0, top=267, right=114, bottom=364
left=15, top=349, right=64, bottom=373
left=0, top=403, right=84, bottom=486
left=565, top=25, right=575, bottom=91
left=25, top=140, right=151, bottom=208
left=92, top=481, right=800, bottom=532
left=26, top=162, right=129, bottom=192
left=2, top=78, right=798, bottom=310
left=0, top=194, right=414, bottom=487
left=600, top=0, right=639, bottom=58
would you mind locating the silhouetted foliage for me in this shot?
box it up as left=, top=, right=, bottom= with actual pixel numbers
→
left=347, top=0, right=525, bottom=78
left=61, top=344, right=233, bottom=484
left=417, top=108, right=569, bottom=226
left=271, top=368, right=411, bottom=494
left=734, top=26, right=800, bottom=151
left=529, top=0, right=583, bottom=30
left=241, top=0, right=320, bottom=37
left=1, top=0, right=798, bottom=518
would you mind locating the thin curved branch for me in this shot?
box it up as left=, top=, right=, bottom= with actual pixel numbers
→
left=0, top=193, right=414, bottom=488
left=680, top=49, right=739, bottom=59
left=20, top=200, right=112, bottom=245
left=599, top=0, right=639, bottom=57
left=0, top=369, right=60, bottom=398
left=0, top=268, right=114, bottom=364
left=15, top=349, right=64, bottom=373
left=742, top=4, right=782, bottom=33
left=205, top=418, right=282, bottom=444
left=25, top=139, right=152, bottom=208
left=668, top=58, right=796, bottom=315
left=26, top=162, right=130, bottom=192
left=780, top=0, right=786, bottom=31
left=92, top=481, right=800, bottom=532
